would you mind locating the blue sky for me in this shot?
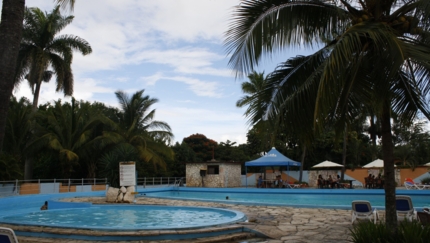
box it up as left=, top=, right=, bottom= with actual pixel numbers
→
left=13, top=0, right=313, bottom=145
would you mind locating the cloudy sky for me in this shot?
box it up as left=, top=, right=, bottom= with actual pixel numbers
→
left=13, top=0, right=312, bottom=145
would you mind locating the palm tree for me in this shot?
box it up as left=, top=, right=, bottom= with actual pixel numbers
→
left=100, top=90, right=174, bottom=171
left=27, top=98, right=102, bottom=178
left=225, top=0, right=430, bottom=229
left=3, top=96, right=33, bottom=165
left=15, top=6, right=92, bottom=109
left=0, top=0, right=75, bottom=151
left=0, top=0, right=26, bottom=152
left=236, top=71, right=271, bottom=123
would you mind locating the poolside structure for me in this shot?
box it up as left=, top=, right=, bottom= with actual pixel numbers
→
left=185, top=160, right=241, bottom=187
left=245, top=147, right=301, bottom=187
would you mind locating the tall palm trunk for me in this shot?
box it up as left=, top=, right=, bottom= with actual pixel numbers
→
left=0, top=0, right=26, bottom=151
left=299, top=145, right=306, bottom=182
left=341, top=124, right=347, bottom=180
left=32, top=82, right=42, bottom=110
left=381, top=101, right=397, bottom=230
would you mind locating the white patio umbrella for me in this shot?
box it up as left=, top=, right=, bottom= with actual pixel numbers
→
left=362, top=159, right=396, bottom=168
left=312, top=161, right=344, bottom=178
left=312, top=160, right=344, bottom=168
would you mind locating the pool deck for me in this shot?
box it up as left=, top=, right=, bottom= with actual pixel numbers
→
left=8, top=196, right=372, bottom=243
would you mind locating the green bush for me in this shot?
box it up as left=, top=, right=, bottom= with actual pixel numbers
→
left=350, top=220, right=430, bottom=243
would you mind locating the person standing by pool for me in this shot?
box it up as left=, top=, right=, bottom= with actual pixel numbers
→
left=257, top=176, right=263, bottom=188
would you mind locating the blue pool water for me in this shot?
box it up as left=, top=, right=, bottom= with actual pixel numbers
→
left=141, top=188, right=430, bottom=209
left=0, top=204, right=245, bottom=230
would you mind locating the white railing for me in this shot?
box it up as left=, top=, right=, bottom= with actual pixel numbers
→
left=0, top=178, right=108, bottom=197
left=136, top=177, right=185, bottom=188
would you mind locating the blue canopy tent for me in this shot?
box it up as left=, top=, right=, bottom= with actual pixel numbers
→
left=245, top=147, right=301, bottom=187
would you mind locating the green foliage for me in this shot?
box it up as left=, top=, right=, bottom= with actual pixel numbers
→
left=3, top=96, right=33, bottom=165
left=99, top=144, right=138, bottom=188
left=421, top=177, right=430, bottom=185
left=16, top=6, right=92, bottom=108
left=100, top=90, right=174, bottom=171
left=350, top=221, right=430, bottom=243
left=183, top=133, right=217, bottom=162
left=28, top=98, right=102, bottom=178
left=0, top=153, right=23, bottom=180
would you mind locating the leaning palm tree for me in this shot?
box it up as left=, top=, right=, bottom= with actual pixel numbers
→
left=225, top=0, right=430, bottom=229
left=100, top=90, right=174, bottom=170
left=15, top=6, right=92, bottom=109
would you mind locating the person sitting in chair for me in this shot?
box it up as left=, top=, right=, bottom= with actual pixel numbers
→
left=278, top=175, right=284, bottom=188
left=331, top=175, right=341, bottom=188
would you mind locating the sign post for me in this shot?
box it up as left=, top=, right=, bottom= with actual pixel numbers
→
left=119, top=162, right=136, bottom=187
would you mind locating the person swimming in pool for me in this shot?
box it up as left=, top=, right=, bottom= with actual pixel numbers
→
left=40, top=201, right=48, bottom=210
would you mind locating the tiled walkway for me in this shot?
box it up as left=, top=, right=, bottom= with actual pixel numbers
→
left=13, top=197, right=366, bottom=243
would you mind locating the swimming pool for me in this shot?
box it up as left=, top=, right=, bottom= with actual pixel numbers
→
left=140, top=187, right=430, bottom=210
left=0, top=204, right=246, bottom=230
left=0, top=192, right=251, bottom=241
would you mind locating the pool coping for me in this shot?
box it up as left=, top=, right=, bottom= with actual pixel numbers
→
left=0, top=202, right=247, bottom=231
left=138, top=187, right=430, bottom=210
left=0, top=223, right=265, bottom=241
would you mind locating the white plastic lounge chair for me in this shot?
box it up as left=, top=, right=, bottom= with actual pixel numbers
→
left=0, top=227, right=19, bottom=243
left=396, top=195, right=417, bottom=221
left=352, top=181, right=363, bottom=188
left=282, top=181, right=300, bottom=189
left=351, top=200, right=379, bottom=224
left=404, top=181, right=425, bottom=190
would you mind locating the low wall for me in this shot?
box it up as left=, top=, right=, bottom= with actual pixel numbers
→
left=19, top=182, right=107, bottom=195
left=19, top=183, right=40, bottom=194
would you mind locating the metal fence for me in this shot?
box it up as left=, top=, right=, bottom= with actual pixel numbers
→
left=136, top=177, right=185, bottom=188
left=0, top=177, right=186, bottom=197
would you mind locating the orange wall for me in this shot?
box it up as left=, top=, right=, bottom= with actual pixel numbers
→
left=92, top=185, right=106, bottom=191
left=345, top=167, right=429, bottom=184
left=59, top=185, right=76, bottom=193
left=19, top=183, right=39, bottom=195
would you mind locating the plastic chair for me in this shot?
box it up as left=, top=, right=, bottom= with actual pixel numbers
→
left=352, top=181, right=363, bottom=188
left=0, top=227, right=19, bottom=243
left=404, top=178, right=430, bottom=190
left=351, top=200, right=379, bottom=224
left=396, top=195, right=417, bottom=221
left=417, top=211, right=430, bottom=226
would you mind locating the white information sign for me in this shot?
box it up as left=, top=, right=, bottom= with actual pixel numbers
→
left=119, top=161, right=136, bottom=186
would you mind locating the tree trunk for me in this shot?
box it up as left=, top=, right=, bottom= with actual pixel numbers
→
left=25, top=80, right=42, bottom=179
left=341, top=124, right=347, bottom=180
left=32, top=81, right=42, bottom=110
left=299, top=145, right=306, bottom=182
left=381, top=101, right=397, bottom=230
left=0, top=0, right=26, bottom=151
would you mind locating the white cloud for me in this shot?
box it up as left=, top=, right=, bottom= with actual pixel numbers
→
left=19, top=0, right=250, bottom=145
left=13, top=77, right=114, bottom=105
left=155, top=105, right=247, bottom=144
left=142, top=73, right=222, bottom=98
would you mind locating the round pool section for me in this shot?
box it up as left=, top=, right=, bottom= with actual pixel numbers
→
left=0, top=204, right=246, bottom=230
